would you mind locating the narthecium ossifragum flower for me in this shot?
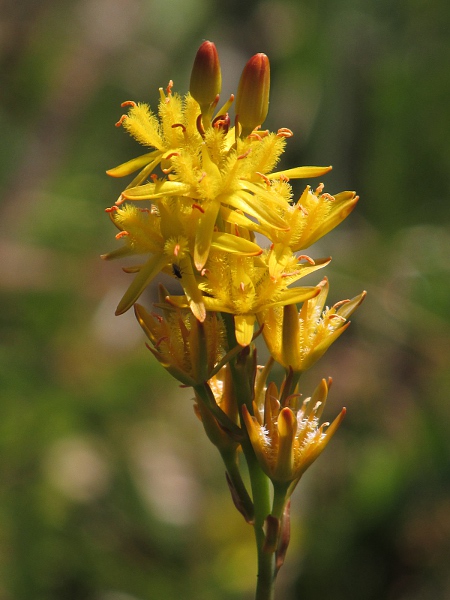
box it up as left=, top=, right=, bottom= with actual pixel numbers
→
left=103, top=40, right=365, bottom=599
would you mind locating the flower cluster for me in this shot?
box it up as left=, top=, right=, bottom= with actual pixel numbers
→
left=103, top=41, right=365, bottom=586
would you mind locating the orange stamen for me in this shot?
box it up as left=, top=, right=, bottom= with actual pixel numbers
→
left=154, top=336, right=169, bottom=349
left=248, top=132, right=263, bottom=141
left=115, top=231, right=129, bottom=239
left=315, top=183, right=324, bottom=195
left=328, top=314, right=347, bottom=323
left=196, top=114, right=206, bottom=137
left=276, top=128, right=293, bottom=138
left=237, top=148, right=252, bottom=160
left=115, top=115, right=127, bottom=127
left=192, top=203, right=205, bottom=214
left=297, top=254, right=315, bottom=265
left=333, top=299, right=350, bottom=310
left=121, top=100, right=136, bottom=108
left=256, top=172, right=271, bottom=186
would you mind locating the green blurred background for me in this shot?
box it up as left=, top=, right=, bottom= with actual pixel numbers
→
left=1, top=0, right=450, bottom=598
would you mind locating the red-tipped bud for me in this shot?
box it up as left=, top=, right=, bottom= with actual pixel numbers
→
left=189, top=41, right=222, bottom=109
left=235, top=53, right=270, bottom=137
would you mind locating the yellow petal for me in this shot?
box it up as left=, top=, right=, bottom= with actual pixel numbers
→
left=122, top=181, right=191, bottom=200
left=267, top=165, right=332, bottom=180
left=115, top=254, right=168, bottom=315
left=106, top=151, right=161, bottom=177
left=100, top=246, right=136, bottom=261
left=194, top=202, right=221, bottom=270
left=266, top=286, right=319, bottom=308
left=211, top=232, right=262, bottom=256
left=234, top=313, right=256, bottom=346
left=273, top=408, right=297, bottom=482
left=229, top=191, right=288, bottom=230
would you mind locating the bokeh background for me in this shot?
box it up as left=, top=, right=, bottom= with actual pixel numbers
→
left=1, top=0, right=450, bottom=599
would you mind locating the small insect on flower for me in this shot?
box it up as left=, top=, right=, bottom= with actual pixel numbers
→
left=172, top=264, right=183, bottom=279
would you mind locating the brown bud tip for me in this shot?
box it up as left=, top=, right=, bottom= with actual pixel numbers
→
left=235, top=53, right=270, bottom=137
left=189, top=41, right=222, bottom=108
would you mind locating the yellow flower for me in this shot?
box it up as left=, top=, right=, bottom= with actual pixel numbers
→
left=134, top=287, right=226, bottom=386
left=269, top=183, right=359, bottom=252
left=258, top=277, right=366, bottom=372
left=105, top=43, right=333, bottom=317
left=242, top=378, right=345, bottom=486
left=165, top=251, right=331, bottom=347
left=101, top=199, right=261, bottom=319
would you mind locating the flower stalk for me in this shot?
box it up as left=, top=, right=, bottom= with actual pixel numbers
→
left=103, top=40, right=365, bottom=600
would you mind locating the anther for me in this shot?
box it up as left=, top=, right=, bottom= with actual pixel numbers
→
left=321, top=193, right=335, bottom=202
left=121, top=100, right=136, bottom=108
left=248, top=132, right=263, bottom=141
left=280, top=174, right=289, bottom=182
left=196, top=114, right=206, bottom=137
left=237, top=148, right=252, bottom=160
left=333, top=299, right=350, bottom=309
left=297, top=204, right=309, bottom=216
left=154, top=336, right=169, bottom=349
left=198, top=172, right=207, bottom=183
left=328, top=314, right=347, bottom=323
left=173, top=244, right=181, bottom=257
left=192, top=203, right=205, bottom=214
left=105, top=206, right=118, bottom=213
left=256, top=172, right=271, bottom=186
left=212, top=113, right=230, bottom=132
left=211, top=94, right=220, bottom=112
left=151, top=174, right=158, bottom=181
left=276, top=128, right=294, bottom=138
left=166, top=80, right=173, bottom=96
left=240, top=282, right=245, bottom=292
left=115, top=115, right=127, bottom=127
left=297, top=254, right=315, bottom=265
left=315, top=183, right=324, bottom=195
left=172, top=123, right=186, bottom=133
left=115, top=195, right=125, bottom=205
left=115, top=231, right=129, bottom=239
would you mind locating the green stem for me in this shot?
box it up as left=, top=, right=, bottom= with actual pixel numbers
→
left=245, top=448, right=276, bottom=600
left=220, top=312, right=278, bottom=599
left=271, top=483, right=289, bottom=521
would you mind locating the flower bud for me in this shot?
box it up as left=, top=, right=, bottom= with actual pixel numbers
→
left=235, top=53, right=270, bottom=137
left=189, top=41, right=222, bottom=111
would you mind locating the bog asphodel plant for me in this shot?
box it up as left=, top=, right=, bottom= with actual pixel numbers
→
left=103, top=41, right=366, bottom=600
